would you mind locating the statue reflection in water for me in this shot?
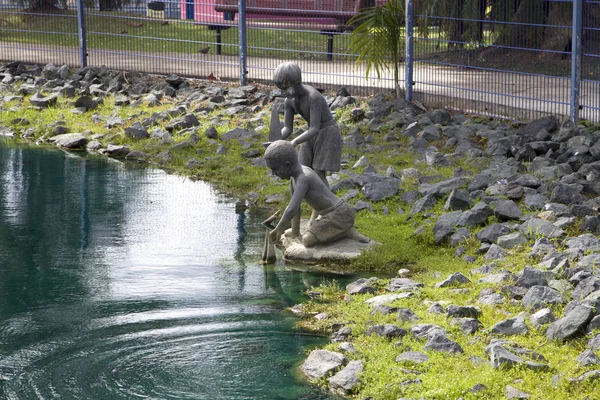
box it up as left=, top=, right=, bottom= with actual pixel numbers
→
left=234, top=199, right=322, bottom=307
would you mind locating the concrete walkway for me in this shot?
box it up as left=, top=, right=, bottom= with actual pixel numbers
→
left=1, top=42, right=598, bottom=122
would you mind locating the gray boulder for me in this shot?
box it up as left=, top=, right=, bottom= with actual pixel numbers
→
left=476, top=223, right=512, bottom=244
left=489, top=345, right=523, bottom=368
left=444, top=189, right=471, bottom=211
left=457, top=202, right=491, bottom=227
left=497, top=232, right=527, bottom=249
left=550, top=183, right=584, bottom=204
left=490, top=317, right=528, bottom=336
left=397, top=308, right=419, bottom=323
left=522, top=286, right=564, bottom=310
left=327, top=360, right=362, bottom=394
left=516, top=266, right=550, bottom=288
left=446, top=305, right=481, bottom=319
left=494, top=199, right=523, bottom=221
left=432, top=211, right=462, bottom=243
left=546, top=304, right=594, bottom=340
left=519, top=219, right=565, bottom=239
left=395, top=351, right=429, bottom=364
left=530, top=308, right=556, bottom=327
left=124, top=127, right=150, bottom=140
left=30, top=92, right=59, bottom=108
left=49, top=133, right=87, bottom=149
left=435, top=272, right=471, bottom=288
left=451, top=318, right=482, bottom=334
left=449, top=227, right=471, bottom=246
left=576, top=350, right=600, bottom=367
left=74, top=95, right=98, bottom=111
left=506, top=385, right=531, bottom=399
left=409, top=193, right=437, bottom=215
left=346, top=278, right=378, bottom=295
left=365, top=324, right=407, bottom=339
left=485, top=244, right=506, bottom=260
left=361, top=177, right=399, bottom=201
left=424, top=333, right=463, bottom=354
left=410, top=324, right=447, bottom=340
left=301, top=350, right=347, bottom=380
left=106, top=144, right=130, bottom=157
left=331, top=327, right=352, bottom=343
left=388, top=278, right=424, bottom=292
left=418, top=177, right=470, bottom=197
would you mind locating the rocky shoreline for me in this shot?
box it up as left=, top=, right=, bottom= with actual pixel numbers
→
left=2, top=61, right=600, bottom=398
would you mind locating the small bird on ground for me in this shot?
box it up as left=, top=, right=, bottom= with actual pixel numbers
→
left=119, top=29, right=128, bottom=34
left=198, top=46, right=210, bottom=54
left=126, top=22, right=144, bottom=28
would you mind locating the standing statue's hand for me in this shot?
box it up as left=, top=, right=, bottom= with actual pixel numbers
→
left=281, top=127, right=292, bottom=140
left=290, top=138, right=298, bottom=147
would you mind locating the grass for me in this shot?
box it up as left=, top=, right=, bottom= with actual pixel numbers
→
left=0, top=9, right=354, bottom=60
left=2, top=76, right=600, bottom=399
left=0, top=8, right=450, bottom=61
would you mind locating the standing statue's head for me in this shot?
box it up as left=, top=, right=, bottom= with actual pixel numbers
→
left=264, top=140, right=298, bottom=179
left=273, top=62, right=302, bottom=99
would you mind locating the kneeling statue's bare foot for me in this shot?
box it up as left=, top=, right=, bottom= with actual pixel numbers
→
left=284, top=228, right=302, bottom=240
left=346, top=227, right=370, bottom=243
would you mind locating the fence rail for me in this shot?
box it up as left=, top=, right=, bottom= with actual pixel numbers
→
left=0, top=0, right=598, bottom=123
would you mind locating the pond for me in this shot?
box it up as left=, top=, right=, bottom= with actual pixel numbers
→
left=0, top=141, right=345, bottom=399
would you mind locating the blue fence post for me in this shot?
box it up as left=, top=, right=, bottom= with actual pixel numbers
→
left=570, top=0, right=583, bottom=123
left=238, top=0, right=248, bottom=86
left=404, top=0, right=414, bottom=101
left=76, top=0, right=87, bottom=68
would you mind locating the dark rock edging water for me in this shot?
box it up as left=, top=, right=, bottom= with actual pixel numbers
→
left=3, top=61, right=600, bottom=398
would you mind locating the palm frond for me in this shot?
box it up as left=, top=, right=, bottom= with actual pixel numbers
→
left=348, top=0, right=405, bottom=88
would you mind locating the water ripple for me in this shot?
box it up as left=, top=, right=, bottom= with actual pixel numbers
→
left=1, top=308, right=330, bottom=400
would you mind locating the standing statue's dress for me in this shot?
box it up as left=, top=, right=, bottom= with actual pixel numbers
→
left=297, top=119, right=342, bottom=173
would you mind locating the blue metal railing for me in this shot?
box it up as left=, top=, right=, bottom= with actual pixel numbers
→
left=0, top=0, right=598, bottom=123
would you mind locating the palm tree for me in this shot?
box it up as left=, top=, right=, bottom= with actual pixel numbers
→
left=348, top=0, right=405, bottom=97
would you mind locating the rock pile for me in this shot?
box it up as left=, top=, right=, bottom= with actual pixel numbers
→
left=302, top=262, right=600, bottom=397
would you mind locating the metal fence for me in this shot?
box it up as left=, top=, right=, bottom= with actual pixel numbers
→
left=0, top=0, right=598, bottom=123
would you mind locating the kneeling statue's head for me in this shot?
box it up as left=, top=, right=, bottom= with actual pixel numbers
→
left=264, top=140, right=297, bottom=179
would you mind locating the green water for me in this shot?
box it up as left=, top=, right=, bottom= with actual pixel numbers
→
left=0, top=141, right=342, bottom=399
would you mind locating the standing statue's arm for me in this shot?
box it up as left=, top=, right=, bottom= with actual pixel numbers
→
left=290, top=105, right=321, bottom=147
left=281, top=99, right=295, bottom=140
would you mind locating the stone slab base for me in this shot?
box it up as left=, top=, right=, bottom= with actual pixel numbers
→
left=280, top=220, right=373, bottom=263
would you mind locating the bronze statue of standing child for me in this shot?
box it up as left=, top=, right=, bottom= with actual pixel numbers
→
left=272, top=62, right=342, bottom=187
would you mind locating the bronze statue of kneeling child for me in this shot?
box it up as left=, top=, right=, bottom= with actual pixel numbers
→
left=264, top=140, right=369, bottom=248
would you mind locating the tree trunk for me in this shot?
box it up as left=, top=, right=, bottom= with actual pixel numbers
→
left=583, top=2, right=600, bottom=55
left=539, top=1, right=572, bottom=61
left=492, top=0, right=545, bottom=48
left=99, top=0, right=122, bottom=11
left=27, top=0, right=60, bottom=11
left=442, top=0, right=464, bottom=49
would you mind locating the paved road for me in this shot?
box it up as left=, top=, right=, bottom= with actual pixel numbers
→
left=1, top=42, right=598, bottom=122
